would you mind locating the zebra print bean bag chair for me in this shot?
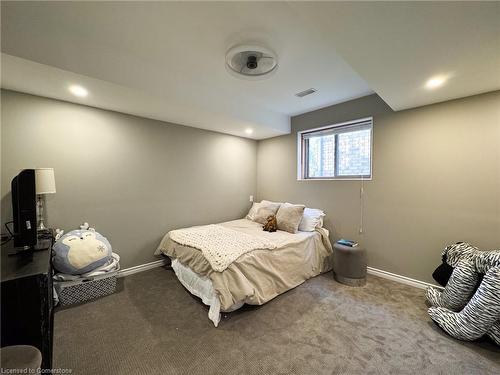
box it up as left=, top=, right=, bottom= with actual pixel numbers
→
left=426, top=242, right=500, bottom=345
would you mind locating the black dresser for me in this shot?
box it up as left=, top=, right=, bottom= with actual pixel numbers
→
left=1, top=241, right=54, bottom=370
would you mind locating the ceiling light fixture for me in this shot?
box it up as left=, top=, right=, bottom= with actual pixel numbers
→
left=425, top=75, right=447, bottom=90
left=245, top=128, right=254, bottom=135
left=226, top=44, right=278, bottom=80
left=69, top=85, right=88, bottom=97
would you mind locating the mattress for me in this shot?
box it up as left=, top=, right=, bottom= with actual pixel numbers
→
left=155, top=219, right=333, bottom=325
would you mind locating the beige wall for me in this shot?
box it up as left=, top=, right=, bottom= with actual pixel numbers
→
left=1, top=90, right=257, bottom=269
left=257, top=92, right=500, bottom=284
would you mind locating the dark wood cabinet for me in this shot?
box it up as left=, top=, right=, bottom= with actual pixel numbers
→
left=1, top=241, right=54, bottom=370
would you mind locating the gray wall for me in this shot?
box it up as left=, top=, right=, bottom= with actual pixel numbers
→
left=3, top=89, right=499, bottom=283
left=1, top=90, right=257, bottom=269
left=257, top=91, right=500, bottom=284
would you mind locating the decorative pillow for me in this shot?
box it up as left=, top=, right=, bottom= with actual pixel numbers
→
left=261, top=199, right=283, bottom=206
left=246, top=202, right=260, bottom=221
left=276, top=203, right=305, bottom=233
left=299, top=207, right=326, bottom=232
left=246, top=200, right=283, bottom=221
left=52, top=229, right=112, bottom=275
left=253, top=202, right=281, bottom=224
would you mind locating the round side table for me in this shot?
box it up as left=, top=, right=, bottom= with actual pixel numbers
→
left=333, top=243, right=367, bottom=286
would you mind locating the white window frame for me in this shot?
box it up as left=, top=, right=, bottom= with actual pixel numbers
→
left=297, top=117, right=373, bottom=181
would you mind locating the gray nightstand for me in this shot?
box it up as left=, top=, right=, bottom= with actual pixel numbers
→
left=333, top=243, right=367, bottom=286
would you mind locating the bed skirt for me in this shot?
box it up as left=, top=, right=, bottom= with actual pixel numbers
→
left=171, top=259, right=243, bottom=326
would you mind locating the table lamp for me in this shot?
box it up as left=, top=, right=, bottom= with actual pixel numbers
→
left=35, top=168, right=56, bottom=231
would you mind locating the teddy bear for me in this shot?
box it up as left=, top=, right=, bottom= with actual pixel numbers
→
left=262, top=214, right=278, bottom=232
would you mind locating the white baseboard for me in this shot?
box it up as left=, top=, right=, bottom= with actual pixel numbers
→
left=118, top=259, right=167, bottom=278
left=367, top=266, right=443, bottom=290
left=117, top=259, right=442, bottom=291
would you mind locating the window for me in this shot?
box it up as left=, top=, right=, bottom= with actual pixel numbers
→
left=298, top=117, right=372, bottom=180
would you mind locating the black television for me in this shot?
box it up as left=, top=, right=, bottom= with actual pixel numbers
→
left=11, top=169, right=37, bottom=248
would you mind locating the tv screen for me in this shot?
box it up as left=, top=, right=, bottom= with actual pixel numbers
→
left=11, top=169, right=37, bottom=248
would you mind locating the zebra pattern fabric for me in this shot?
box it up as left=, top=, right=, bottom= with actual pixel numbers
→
left=442, top=242, right=477, bottom=268
left=425, top=242, right=500, bottom=312
left=487, top=321, right=500, bottom=345
left=474, top=250, right=500, bottom=274
left=428, top=266, right=500, bottom=343
left=426, top=259, right=479, bottom=311
left=426, top=243, right=500, bottom=345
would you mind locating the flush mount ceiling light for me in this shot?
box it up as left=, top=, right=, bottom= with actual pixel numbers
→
left=225, top=44, right=278, bottom=80
left=69, top=85, right=88, bottom=97
left=245, top=128, right=254, bottom=135
left=425, top=75, right=448, bottom=90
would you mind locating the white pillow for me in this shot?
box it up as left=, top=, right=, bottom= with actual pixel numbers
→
left=299, top=207, right=325, bottom=232
left=261, top=199, right=283, bottom=206
left=248, top=200, right=324, bottom=231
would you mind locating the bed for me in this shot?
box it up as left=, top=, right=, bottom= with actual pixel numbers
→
left=154, top=217, right=333, bottom=326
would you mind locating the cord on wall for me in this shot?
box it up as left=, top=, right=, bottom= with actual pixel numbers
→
left=359, top=176, right=364, bottom=234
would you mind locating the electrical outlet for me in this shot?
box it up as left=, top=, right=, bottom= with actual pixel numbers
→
left=249, top=195, right=254, bottom=202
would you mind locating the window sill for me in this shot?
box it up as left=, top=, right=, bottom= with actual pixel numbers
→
left=297, top=177, right=372, bottom=181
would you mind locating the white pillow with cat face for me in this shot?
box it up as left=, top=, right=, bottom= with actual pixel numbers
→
left=52, top=229, right=112, bottom=275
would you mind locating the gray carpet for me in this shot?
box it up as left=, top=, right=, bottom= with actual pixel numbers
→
left=54, top=267, right=499, bottom=375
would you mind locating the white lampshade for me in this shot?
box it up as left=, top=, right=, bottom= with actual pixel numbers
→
left=35, top=168, right=56, bottom=195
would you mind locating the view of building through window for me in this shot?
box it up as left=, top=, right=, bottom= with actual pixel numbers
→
left=307, top=135, right=335, bottom=177
left=337, top=129, right=371, bottom=176
left=301, top=118, right=372, bottom=179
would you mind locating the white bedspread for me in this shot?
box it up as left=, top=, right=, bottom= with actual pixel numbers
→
left=169, top=224, right=277, bottom=272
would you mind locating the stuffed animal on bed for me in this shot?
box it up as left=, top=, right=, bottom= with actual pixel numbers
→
left=52, top=224, right=112, bottom=275
left=426, top=242, right=500, bottom=345
left=262, top=215, right=278, bottom=232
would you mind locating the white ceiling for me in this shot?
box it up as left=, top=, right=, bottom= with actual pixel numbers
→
left=0, top=2, right=371, bottom=139
left=1, top=2, right=499, bottom=139
left=290, top=2, right=500, bottom=111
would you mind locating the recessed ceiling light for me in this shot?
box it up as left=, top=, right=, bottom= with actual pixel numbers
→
left=69, top=85, right=88, bottom=97
left=245, top=128, right=254, bottom=135
left=425, top=75, right=447, bottom=90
